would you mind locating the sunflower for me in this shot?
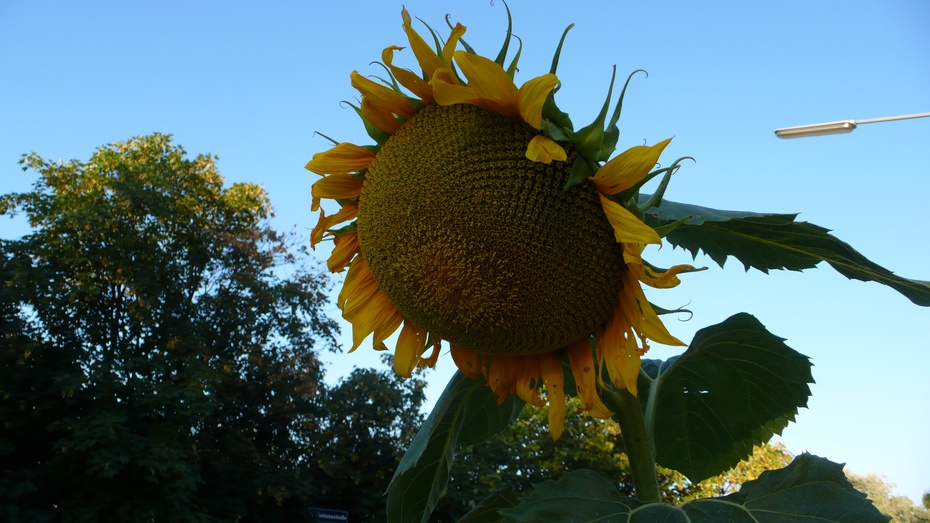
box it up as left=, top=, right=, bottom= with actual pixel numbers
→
left=307, top=7, right=694, bottom=439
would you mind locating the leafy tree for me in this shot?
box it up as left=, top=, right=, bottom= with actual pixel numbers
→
left=0, top=134, right=338, bottom=522
left=846, top=473, right=930, bottom=523
left=308, top=357, right=426, bottom=523
left=432, top=397, right=794, bottom=521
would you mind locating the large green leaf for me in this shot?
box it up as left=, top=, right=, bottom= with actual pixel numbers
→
left=644, top=198, right=930, bottom=306
left=640, top=313, right=813, bottom=482
left=499, top=454, right=889, bottom=522
left=455, top=483, right=520, bottom=523
left=386, top=371, right=524, bottom=523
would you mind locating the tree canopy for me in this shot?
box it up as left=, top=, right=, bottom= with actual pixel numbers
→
left=0, top=134, right=339, bottom=521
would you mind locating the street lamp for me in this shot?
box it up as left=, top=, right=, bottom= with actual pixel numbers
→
left=774, top=112, right=930, bottom=139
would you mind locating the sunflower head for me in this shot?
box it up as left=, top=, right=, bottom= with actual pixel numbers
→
left=306, top=7, right=694, bottom=439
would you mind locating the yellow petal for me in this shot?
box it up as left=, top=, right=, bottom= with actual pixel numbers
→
left=452, top=51, right=519, bottom=117
left=305, top=142, right=375, bottom=176
left=442, top=23, right=467, bottom=66
left=526, top=135, right=567, bottom=164
left=598, top=304, right=641, bottom=395
left=623, top=243, right=693, bottom=289
left=348, top=289, right=402, bottom=352
left=418, top=340, right=442, bottom=369
left=450, top=343, right=483, bottom=378
left=625, top=272, right=685, bottom=346
left=567, top=339, right=613, bottom=418
left=539, top=352, right=566, bottom=441
left=382, top=45, right=434, bottom=103
left=311, top=201, right=358, bottom=246
left=432, top=67, right=483, bottom=107
left=589, top=138, right=672, bottom=195
left=487, top=356, right=519, bottom=404
left=338, top=257, right=377, bottom=318
left=351, top=71, right=417, bottom=120
left=394, top=320, right=428, bottom=378
left=361, top=96, right=401, bottom=133
left=598, top=194, right=661, bottom=244
left=514, top=356, right=544, bottom=407
left=402, top=7, right=445, bottom=78
left=517, top=73, right=558, bottom=129
left=311, top=174, right=363, bottom=211
left=327, top=231, right=359, bottom=273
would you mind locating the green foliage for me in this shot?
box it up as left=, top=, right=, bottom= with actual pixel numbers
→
left=309, top=359, right=427, bottom=523
left=500, top=454, right=890, bottom=523
left=640, top=313, right=813, bottom=482
left=0, top=134, right=338, bottom=521
left=645, top=199, right=930, bottom=306
left=386, top=371, right=524, bottom=523
left=846, top=472, right=930, bottom=523
left=424, top=392, right=793, bottom=521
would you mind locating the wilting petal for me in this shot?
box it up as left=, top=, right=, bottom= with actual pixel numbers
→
left=394, top=320, right=428, bottom=378
left=567, top=339, right=613, bottom=418
left=311, top=174, right=363, bottom=211
left=402, top=7, right=445, bottom=78
left=382, top=45, right=434, bottom=103
left=514, top=356, right=544, bottom=407
left=305, top=142, right=375, bottom=176
left=311, top=201, right=358, bottom=246
left=418, top=340, right=442, bottom=369
left=450, top=343, right=483, bottom=378
left=517, top=73, right=559, bottom=129
left=539, top=352, right=566, bottom=440
left=625, top=272, right=685, bottom=347
left=452, top=51, right=519, bottom=117
left=598, top=194, right=661, bottom=245
left=589, top=138, right=672, bottom=195
left=487, top=356, right=520, bottom=404
left=327, top=231, right=359, bottom=272
left=526, top=135, right=567, bottom=164
left=623, top=243, right=693, bottom=289
left=598, top=304, right=641, bottom=395
left=351, top=71, right=417, bottom=120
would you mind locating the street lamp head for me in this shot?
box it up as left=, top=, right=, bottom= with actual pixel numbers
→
left=774, top=120, right=857, bottom=139
left=775, top=112, right=929, bottom=139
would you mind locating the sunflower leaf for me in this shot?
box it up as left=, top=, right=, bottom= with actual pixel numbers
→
left=500, top=455, right=888, bottom=522
left=387, top=371, right=524, bottom=523
left=644, top=197, right=930, bottom=306
left=455, top=483, right=519, bottom=523
left=639, top=313, right=813, bottom=482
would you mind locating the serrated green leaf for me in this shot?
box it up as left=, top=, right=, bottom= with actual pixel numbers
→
left=645, top=198, right=930, bottom=306
left=501, top=455, right=888, bottom=523
left=684, top=453, right=891, bottom=522
left=640, top=313, right=813, bottom=482
left=387, top=372, right=524, bottom=523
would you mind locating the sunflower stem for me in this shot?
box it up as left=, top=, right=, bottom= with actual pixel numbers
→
left=602, top=389, right=661, bottom=503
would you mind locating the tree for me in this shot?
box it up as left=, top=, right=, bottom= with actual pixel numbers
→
left=308, top=357, right=426, bottom=523
left=0, top=134, right=338, bottom=522
left=432, top=397, right=794, bottom=521
left=846, top=473, right=930, bottom=523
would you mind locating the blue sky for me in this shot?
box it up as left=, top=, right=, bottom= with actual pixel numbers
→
left=2, top=0, right=928, bottom=503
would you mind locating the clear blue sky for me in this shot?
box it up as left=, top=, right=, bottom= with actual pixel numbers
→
left=2, top=0, right=928, bottom=503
